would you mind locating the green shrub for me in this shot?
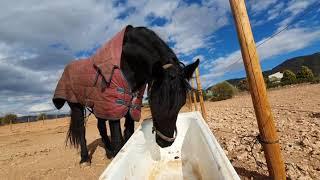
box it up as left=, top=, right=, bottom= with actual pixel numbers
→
left=311, top=76, right=320, bottom=84
left=297, top=66, right=314, bottom=82
left=263, top=75, right=281, bottom=89
left=209, top=81, right=237, bottom=101
left=281, top=70, right=297, bottom=85
left=194, top=90, right=208, bottom=102
left=37, top=113, right=46, bottom=120
left=1, top=114, right=17, bottom=124
left=237, top=79, right=249, bottom=91
left=201, top=90, right=208, bottom=101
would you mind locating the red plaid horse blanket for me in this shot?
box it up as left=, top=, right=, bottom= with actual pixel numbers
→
left=53, top=26, right=145, bottom=121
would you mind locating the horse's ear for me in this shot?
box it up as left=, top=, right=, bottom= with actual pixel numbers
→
left=152, top=61, right=164, bottom=79
left=183, top=59, right=199, bottom=80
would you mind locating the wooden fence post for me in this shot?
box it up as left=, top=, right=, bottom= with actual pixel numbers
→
left=229, top=0, right=286, bottom=179
left=191, top=78, right=198, bottom=111
left=187, top=92, right=193, bottom=111
left=195, top=67, right=207, bottom=119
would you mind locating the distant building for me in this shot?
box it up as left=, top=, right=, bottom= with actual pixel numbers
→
left=268, top=72, right=283, bottom=82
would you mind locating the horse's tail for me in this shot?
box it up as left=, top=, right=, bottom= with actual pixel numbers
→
left=66, top=102, right=85, bottom=148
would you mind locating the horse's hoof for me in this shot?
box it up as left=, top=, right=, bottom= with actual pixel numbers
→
left=105, top=148, right=115, bottom=159
left=106, top=151, right=115, bottom=159
left=106, top=154, right=114, bottom=159
left=80, top=161, right=91, bottom=167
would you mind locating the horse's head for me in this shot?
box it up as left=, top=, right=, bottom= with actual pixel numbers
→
left=149, top=59, right=199, bottom=148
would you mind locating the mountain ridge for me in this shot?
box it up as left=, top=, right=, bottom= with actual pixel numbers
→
left=207, top=52, right=320, bottom=89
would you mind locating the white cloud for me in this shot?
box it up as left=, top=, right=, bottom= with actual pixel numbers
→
left=267, top=2, right=286, bottom=21
left=277, top=0, right=317, bottom=30
left=248, top=0, right=278, bottom=15
left=153, top=1, right=230, bottom=55
left=0, top=0, right=232, bottom=115
left=29, top=102, right=55, bottom=112
left=201, top=26, right=320, bottom=87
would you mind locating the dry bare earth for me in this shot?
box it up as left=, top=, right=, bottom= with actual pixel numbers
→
left=207, top=84, right=320, bottom=179
left=0, top=84, right=319, bottom=179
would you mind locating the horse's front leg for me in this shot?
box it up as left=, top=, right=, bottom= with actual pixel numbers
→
left=109, top=120, right=123, bottom=156
left=124, top=113, right=135, bottom=143
left=97, top=118, right=114, bottom=158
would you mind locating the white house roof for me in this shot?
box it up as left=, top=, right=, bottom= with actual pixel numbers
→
left=268, top=72, right=283, bottom=79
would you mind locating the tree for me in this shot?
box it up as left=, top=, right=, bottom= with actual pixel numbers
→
left=264, top=74, right=281, bottom=89
left=1, top=114, right=17, bottom=124
left=37, top=113, right=46, bottom=120
left=297, top=66, right=314, bottom=82
left=237, top=78, right=249, bottom=91
left=209, top=81, right=238, bottom=101
left=0, top=117, right=3, bottom=125
left=281, top=70, right=297, bottom=85
left=202, top=90, right=208, bottom=101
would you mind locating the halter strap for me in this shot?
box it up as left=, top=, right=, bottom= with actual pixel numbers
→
left=152, top=126, right=177, bottom=142
left=148, top=63, right=177, bottom=143
left=162, top=63, right=173, bottom=69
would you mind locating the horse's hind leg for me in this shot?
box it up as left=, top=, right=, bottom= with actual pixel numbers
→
left=109, top=120, right=123, bottom=155
left=97, top=118, right=114, bottom=158
left=67, top=102, right=90, bottom=165
left=124, top=113, right=135, bottom=143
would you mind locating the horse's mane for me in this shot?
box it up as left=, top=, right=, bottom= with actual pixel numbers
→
left=125, top=26, right=184, bottom=69
left=129, top=27, right=190, bottom=113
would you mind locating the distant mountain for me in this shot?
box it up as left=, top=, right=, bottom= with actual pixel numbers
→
left=207, top=52, right=320, bottom=89
left=265, top=52, right=320, bottom=76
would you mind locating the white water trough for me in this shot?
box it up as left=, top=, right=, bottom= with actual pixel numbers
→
left=99, top=112, right=240, bottom=180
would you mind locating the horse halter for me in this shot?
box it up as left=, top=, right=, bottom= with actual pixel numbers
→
left=148, top=63, right=178, bottom=143
left=152, top=126, right=177, bottom=142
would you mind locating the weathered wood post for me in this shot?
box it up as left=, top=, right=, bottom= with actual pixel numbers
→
left=191, top=78, right=198, bottom=111
left=10, top=119, right=12, bottom=131
left=195, top=67, right=207, bottom=119
left=229, top=0, right=286, bottom=179
left=187, top=92, right=193, bottom=111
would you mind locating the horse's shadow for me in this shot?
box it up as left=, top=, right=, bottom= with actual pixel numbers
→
left=87, top=138, right=105, bottom=160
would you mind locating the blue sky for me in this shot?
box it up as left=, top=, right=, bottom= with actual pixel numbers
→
left=0, top=0, right=319, bottom=116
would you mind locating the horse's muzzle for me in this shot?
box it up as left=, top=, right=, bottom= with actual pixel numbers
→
left=156, top=134, right=174, bottom=148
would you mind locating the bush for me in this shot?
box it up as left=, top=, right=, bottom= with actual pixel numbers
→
left=297, top=66, right=314, bottom=82
left=201, top=90, right=208, bottom=101
left=1, top=114, right=17, bottom=124
left=37, top=113, right=47, bottom=120
left=237, top=79, right=249, bottom=91
left=281, top=70, right=297, bottom=85
left=263, top=75, right=281, bottom=89
left=209, top=81, right=237, bottom=102
left=311, top=76, right=320, bottom=84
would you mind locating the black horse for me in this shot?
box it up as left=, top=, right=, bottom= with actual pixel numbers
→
left=53, top=25, right=199, bottom=165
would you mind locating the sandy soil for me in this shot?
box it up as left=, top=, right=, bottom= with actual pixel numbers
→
left=0, top=84, right=319, bottom=179
left=206, top=84, right=320, bottom=179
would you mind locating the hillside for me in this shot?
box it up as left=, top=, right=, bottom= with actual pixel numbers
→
left=207, top=52, right=320, bottom=89
left=266, top=52, right=320, bottom=76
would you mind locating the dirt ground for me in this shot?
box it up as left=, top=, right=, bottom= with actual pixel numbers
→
left=0, top=84, right=319, bottom=179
